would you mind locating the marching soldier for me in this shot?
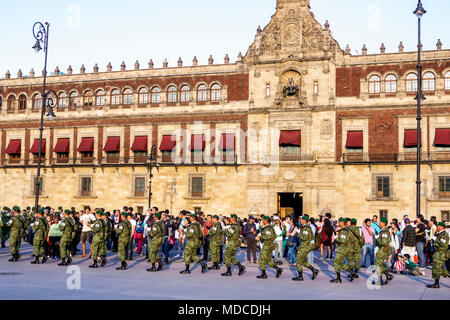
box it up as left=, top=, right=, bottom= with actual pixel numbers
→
left=257, top=216, right=282, bottom=279
left=346, top=218, right=365, bottom=279
left=0, top=207, right=12, bottom=248
left=292, top=215, right=319, bottom=281
left=208, top=215, right=223, bottom=270
left=373, top=218, right=393, bottom=285
left=221, top=214, right=245, bottom=277
left=147, top=212, right=165, bottom=272
left=100, top=212, right=111, bottom=267
left=89, top=210, right=107, bottom=268
left=58, top=210, right=76, bottom=266
left=427, top=222, right=449, bottom=288
left=115, top=212, right=132, bottom=271
left=31, top=208, right=49, bottom=264
left=180, top=213, right=207, bottom=274
left=6, top=206, right=27, bottom=262
left=330, top=218, right=356, bottom=283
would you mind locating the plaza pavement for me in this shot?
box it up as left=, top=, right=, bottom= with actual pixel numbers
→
left=0, top=243, right=448, bottom=300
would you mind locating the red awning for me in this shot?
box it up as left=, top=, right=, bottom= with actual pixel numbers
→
left=159, top=135, right=176, bottom=151
left=404, top=129, right=421, bottom=147
left=30, top=139, right=46, bottom=154
left=190, top=134, right=205, bottom=151
left=5, top=139, right=21, bottom=154
left=77, top=137, right=94, bottom=152
left=54, top=138, right=70, bottom=153
left=279, top=131, right=301, bottom=147
left=346, top=131, right=363, bottom=148
left=435, top=128, right=450, bottom=147
left=104, top=137, right=120, bottom=152
left=218, top=134, right=236, bottom=150
left=131, top=136, right=148, bottom=152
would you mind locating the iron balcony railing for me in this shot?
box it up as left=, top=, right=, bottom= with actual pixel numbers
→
left=343, top=152, right=450, bottom=163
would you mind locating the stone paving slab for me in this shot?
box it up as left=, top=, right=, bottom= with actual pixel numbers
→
left=0, top=244, right=448, bottom=300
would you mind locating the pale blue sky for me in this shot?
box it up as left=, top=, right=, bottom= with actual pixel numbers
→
left=0, top=0, right=448, bottom=77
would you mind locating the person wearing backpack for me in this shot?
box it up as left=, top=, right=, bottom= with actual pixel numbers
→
left=58, top=210, right=76, bottom=266
left=346, top=218, right=365, bottom=280
left=134, top=214, right=145, bottom=256
left=31, top=208, right=49, bottom=264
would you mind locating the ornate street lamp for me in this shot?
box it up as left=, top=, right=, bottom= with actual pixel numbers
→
left=413, top=1, right=426, bottom=218
left=32, top=22, right=56, bottom=209
left=148, top=145, right=158, bottom=210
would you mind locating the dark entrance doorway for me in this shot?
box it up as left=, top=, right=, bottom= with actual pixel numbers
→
left=278, top=193, right=303, bottom=220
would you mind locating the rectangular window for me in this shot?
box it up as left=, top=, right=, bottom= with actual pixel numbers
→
left=314, top=81, right=318, bottom=96
left=133, top=151, right=147, bottom=163
left=162, top=150, right=174, bottom=163
left=266, top=84, right=270, bottom=97
left=106, top=152, right=120, bottom=163
left=442, top=211, right=449, bottom=222
left=379, top=210, right=388, bottom=221
left=57, top=153, right=70, bottom=163
left=80, top=152, right=94, bottom=163
left=446, top=78, right=450, bottom=91
left=80, top=177, right=92, bottom=196
left=191, top=177, right=204, bottom=198
left=134, top=177, right=146, bottom=197
left=33, top=177, right=44, bottom=196
left=377, top=176, right=390, bottom=198
left=438, top=176, right=450, bottom=198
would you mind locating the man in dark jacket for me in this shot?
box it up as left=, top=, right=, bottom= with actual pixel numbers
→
left=243, top=216, right=258, bottom=264
left=402, top=219, right=416, bottom=258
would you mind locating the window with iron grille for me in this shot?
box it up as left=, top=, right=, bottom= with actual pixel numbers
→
left=134, top=177, right=146, bottom=197
left=190, top=176, right=204, bottom=198
left=441, top=211, right=449, bottom=222
left=32, top=177, right=44, bottom=196
left=377, top=176, right=390, bottom=198
left=438, top=176, right=450, bottom=198
left=379, top=210, right=388, bottom=221
left=80, top=177, right=92, bottom=196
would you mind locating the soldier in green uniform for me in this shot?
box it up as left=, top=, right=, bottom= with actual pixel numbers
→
left=257, top=216, right=282, bottom=279
left=58, top=210, right=76, bottom=266
left=330, top=218, right=357, bottom=283
left=346, top=218, right=365, bottom=279
left=31, top=208, right=49, bottom=264
left=427, top=222, right=449, bottom=288
left=0, top=207, right=12, bottom=248
left=147, top=212, right=165, bottom=272
left=208, top=215, right=223, bottom=270
left=100, top=212, right=111, bottom=267
left=6, top=206, right=27, bottom=262
left=180, top=213, right=207, bottom=274
left=89, top=210, right=107, bottom=268
left=373, top=218, right=393, bottom=285
left=221, top=214, right=245, bottom=277
left=292, top=216, right=319, bottom=281
left=116, top=212, right=132, bottom=270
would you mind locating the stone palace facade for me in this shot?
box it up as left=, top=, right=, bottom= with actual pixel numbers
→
left=1, top=0, right=449, bottom=221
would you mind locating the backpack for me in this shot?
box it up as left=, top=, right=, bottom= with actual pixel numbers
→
left=136, top=221, right=144, bottom=234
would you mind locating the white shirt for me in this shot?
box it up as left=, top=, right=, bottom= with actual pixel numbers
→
left=80, top=213, right=96, bottom=232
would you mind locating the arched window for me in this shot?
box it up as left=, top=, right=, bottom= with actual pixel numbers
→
left=368, top=75, right=381, bottom=94
left=406, top=73, right=418, bottom=92
left=18, top=94, right=27, bottom=110
left=123, top=88, right=133, bottom=105
left=211, top=84, right=221, bottom=101
left=197, top=84, right=208, bottom=102
left=138, top=88, right=149, bottom=104
left=445, top=71, right=450, bottom=91
left=95, top=90, right=105, bottom=106
left=32, top=94, right=41, bottom=109
left=151, top=87, right=161, bottom=104
left=69, top=91, right=78, bottom=107
left=111, top=89, right=121, bottom=105
left=58, top=92, right=68, bottom=108
left=180, top=85, right=190, bottom=103
left=0, top=96, right=2, bottom=111
left=7, top=95, right=15, bottom=111
left=83, top=91, right=93, bottom=107
left=423, top=72, right=435, bottom=92
left=385, top=74, right=397, bottom=93
left=167, top=86, right=178, bottom=103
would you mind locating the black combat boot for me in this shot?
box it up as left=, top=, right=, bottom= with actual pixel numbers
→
left=147, top=263, right=157, bottom=272
left=58, top=258, right=67, bottom=266
left=41, top=254, right=48, bottom=264
left=353, top=268, right=360, bottom=279
left=66, top=256, right=73, bottom=266
left=427, top=279, right=440, bottom=289
left=309, top=266, right=320, bottom=280
left=292, top=271, right=304, bottom=281
left=30, top=255, right=40, bottom=264
left=274, top=265, right=283, bottom=278
left=116, top=261, right=126, bottom=270
left=385, top=271, right=394, bottom=282
left=157, top=259, right=164, bottom=271
left=372, top=276, right=384, bottom=286
left=8, top=254, right=17, bottom=262
left=236, top=262, right=246, bottom=276
left=221, top=266, right=232, bottom=277
left=89, top=260, right=98, bottom=268
left=330, top=273, right=342, bottom=283
left=200, top=261, right=207, bottom=273
left=257, top=270, right=268, bottom=279
left=208, top=262, right=215, bottom=270
left=101, top=256, right=107, bottom=267
left=180, top=264, right=190, bottom=274
left=348, top=269, right=357, bottom=281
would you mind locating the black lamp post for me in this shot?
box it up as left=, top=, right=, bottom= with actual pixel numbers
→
left=32, top=22, right=56, bottom=209
left=414, top=1, right=426, bottom=218
left=148, top=145, right=158, bottom=210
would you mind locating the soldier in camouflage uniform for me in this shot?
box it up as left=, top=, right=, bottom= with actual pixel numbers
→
left=31, top=208, right=49, bottom=264
left=346, top=218, right=365, bottom=279
left=6, top=206, right=27, bottom=262
left=89, top=210, right=107, bottom=268
left=292, top=216, right=319, bottom=281
left=180, top=213, right=207, bottom=274
left=330, top=218, right=357, bottom=283
left=147, top=212, right=165, bottom=272
left=373, top=218, right=393, bottom=285
left=0, top=207, right=12, bottom=248
left=257, top=216, right=282, bottom=279
left=58, top=210, right=76, bottom=266
left=221, top=214, right=245, bottom=277
left=208, top=215, right=223, bottom=270
left=427, top=222, right=449, bottom=288
left=100, top=212, right=111, bottom=267
left=116, top=212, right=132, bottom=271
